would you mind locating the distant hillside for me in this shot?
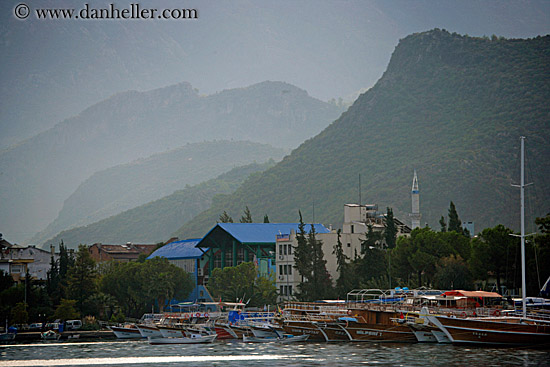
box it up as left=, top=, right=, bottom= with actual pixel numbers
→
left=0, top=81, right=343, bottom=243
left=41, top=161, right=274, bottom=249
left=30, top=141, right=284, bottom=245
left=174, top=30, right=550, bottom=239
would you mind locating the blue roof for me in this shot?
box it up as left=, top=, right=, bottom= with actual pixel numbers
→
left=199, top=223, right=330, bottom=246
left=147, top=239, right=204, bottom=260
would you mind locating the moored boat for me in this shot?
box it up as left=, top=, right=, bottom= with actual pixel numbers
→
left=109, top=324, right=143, bottom=339
left=147, top=333, right=217, bottom=344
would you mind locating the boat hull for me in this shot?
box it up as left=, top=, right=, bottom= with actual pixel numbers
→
left=430, top=316, right=550, bottom=346
left=344, top=322, right=417, bottom=343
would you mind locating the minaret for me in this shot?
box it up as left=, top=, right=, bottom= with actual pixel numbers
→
left=410, top=170, right=421, bottom=229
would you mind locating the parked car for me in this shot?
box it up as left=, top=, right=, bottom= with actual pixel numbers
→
left=28, top=323, right=43, bottom=330
left=44, top=322, right=59, bottom=331
left=65, top=320, right=82, bottom=331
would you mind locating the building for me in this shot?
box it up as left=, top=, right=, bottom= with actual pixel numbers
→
left=147, top=239, right=213, bottom=302
left=0, top=236, right=57, bottom=281
left=276, top=204, right=411, bottom=302
left=195, top=223, right=330, bottom=281
left=88, top=243, right=157, bottom=262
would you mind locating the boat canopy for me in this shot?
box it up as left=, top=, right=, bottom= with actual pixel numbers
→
left=442, top=290, right=502, bottom=298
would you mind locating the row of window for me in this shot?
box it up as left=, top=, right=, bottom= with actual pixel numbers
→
left=279, top=264, right=292, bottom=275
left=278, top=243, right=293, bottom=255
left=280, top=285, right=293, bottom=296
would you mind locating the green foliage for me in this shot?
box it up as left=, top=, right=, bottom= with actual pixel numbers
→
left=207, top=262, right=277, bottom=307
left=263, top=215, right=270, bottom=223
left=219, top=211, right=234, bottom=223
left=439, top=216, right=447, bottom=232
left=384, top=208, right=398, bottom=249
left=447, top=201, right=463, bottom=233
left=67, top=245, right=97, bottom=314
left=11, top=302, right=28, bottom=325
left=433, top=255, right=473, bottom=290
left=240, top=206, right=253, bottom=223
left=0, top=270, right=14, bottom=292
left=54, top=299, right=79, bottom=321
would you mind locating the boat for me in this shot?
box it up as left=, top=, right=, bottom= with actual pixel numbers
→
left=41, top=330, right=61, bottom=340
left=109, top=324, right=144, bottom=339
left=147, top=333, right=217, bottom=344
left=136, top=323, right=163, bottom=338
left=427, top=137, right=550, bottom=348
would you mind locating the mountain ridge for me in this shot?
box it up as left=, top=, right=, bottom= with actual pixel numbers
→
left=173, top=30, right=550, bottom=239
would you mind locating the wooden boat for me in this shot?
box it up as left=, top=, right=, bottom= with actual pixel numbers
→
left=109, top=324, right=143, bottom=339
left=158, top=325, right=185, bottom=338
left=428, top=315, right=550, bottom=346
left=281, top=319, right=327, bottom=341
left=343, top=309, right=417, bottom=343
left=148, top=333, right=217, bottom=344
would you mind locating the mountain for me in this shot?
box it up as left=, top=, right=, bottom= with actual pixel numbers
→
left=40, top=161, right=274, bottom=249
left=0, top=81, right=343, bottom=244
left=2, top=1, right=549, bottom=149
left=30, top=141, right=284, bottom=246
left=174, top=30, right=550, bottom=239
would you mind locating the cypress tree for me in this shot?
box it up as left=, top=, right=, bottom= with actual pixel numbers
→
left=384, top=207, right=398, bottom=249
left=240, top=206, right=253, bottom=223
left=447, top=201, right=463, bottom=233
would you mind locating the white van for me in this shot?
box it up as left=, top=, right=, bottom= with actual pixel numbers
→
left=65, top=320, right=82, bottom=331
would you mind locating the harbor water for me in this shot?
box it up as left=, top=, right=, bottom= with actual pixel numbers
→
left=1, top=339, right=549, bottom=367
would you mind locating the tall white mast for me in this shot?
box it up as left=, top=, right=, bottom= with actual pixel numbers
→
left=520, top=137, right=527, bottom=318
left=410, top=170, right=421, bottom=229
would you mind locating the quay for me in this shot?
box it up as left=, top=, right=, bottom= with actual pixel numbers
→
left=10, top=330, right=115, bottom=342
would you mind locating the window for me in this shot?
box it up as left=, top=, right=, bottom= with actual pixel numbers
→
left=279, top=244, right=283, bottom=255
left=283, top=244, right=287, bottom=255
left=289, top=285, right=293, bottom=296
left=288, top=245, right=292, bottom=255
left=280, top=285, right=284, bottom=296
left=213, top=251, right=222, bottom=268
left=11, top=264, right=24, bottom=273
left=347, top=243, right=351, bottom=248
left=287, top=265, right=292, bottom=275
left=237, top=248, right=245, bottom=265
left=279, top=265, right=283, bottom=275
left=351, top=225, right=354, bottom=234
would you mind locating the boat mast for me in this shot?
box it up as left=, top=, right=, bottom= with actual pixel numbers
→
left=520, top=136, right=526, bottom=318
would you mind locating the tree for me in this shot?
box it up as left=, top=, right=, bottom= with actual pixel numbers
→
left=100, top=261, right=147, bottom=318
left=240, top=206, right=253, bottom=223
left=293, top=211, right=313, bottom=300
left=207, top=262, right=276, bottom=307
left=142, top=257, right=194, bottom=312
left=263, top=214, right=270, bottom=223
left=67, top=245, right=97, bottom=315
left=433, top=255, right=473, bottom=290
left=384, top=207, right=398, bottom=249
left=219, top=211, right=233, bottom=223
left=333, top=229, right=353, bottom=297
left=469, top=224, right=517, bottom=293
left=308, top=224, right=333, bottom=300
left=54, top=299, right=79, bottom=321
left=360, top=224, right=382, bottom=254
left=447, top=201, right=463, bottom=233
left=439, top=216, right=447, bottom=232
left=11, top=302, right=28, bottom=325
left=0, top=270, right=14, bottom=293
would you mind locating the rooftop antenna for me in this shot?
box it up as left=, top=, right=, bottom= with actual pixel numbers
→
left=359, top=174, right=362, bottom=206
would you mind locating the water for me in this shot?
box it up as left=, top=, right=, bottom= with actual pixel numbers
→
left=0, top=340, right=549, bottom=367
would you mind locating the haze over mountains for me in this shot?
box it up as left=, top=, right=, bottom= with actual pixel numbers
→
left=1, top=1, right=550, bottom=245
left=1, top=81, right=342, bottom=244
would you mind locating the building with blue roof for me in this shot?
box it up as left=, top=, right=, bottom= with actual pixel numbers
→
left=196, top=223, right=330, bottom=279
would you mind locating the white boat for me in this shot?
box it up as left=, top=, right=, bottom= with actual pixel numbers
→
left=147, top=333, right=217, bottom=344
left=41, top=330, right=61, bottom=340
left=136, top=324, right=163, bottom=338
left=158, top=325, right=185, bottom=338
left=109, top=324, right=144, bottom=339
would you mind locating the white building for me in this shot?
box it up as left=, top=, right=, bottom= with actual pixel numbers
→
left=276, top=204, right=411, bottom=302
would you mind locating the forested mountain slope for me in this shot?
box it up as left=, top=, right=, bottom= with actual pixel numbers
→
left=175, top=30, right=550, bottom=239
left=41, top=161, right=274, bottom=249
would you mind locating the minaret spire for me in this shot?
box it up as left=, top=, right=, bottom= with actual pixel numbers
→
left=410, top=170, right=421, bottom=229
